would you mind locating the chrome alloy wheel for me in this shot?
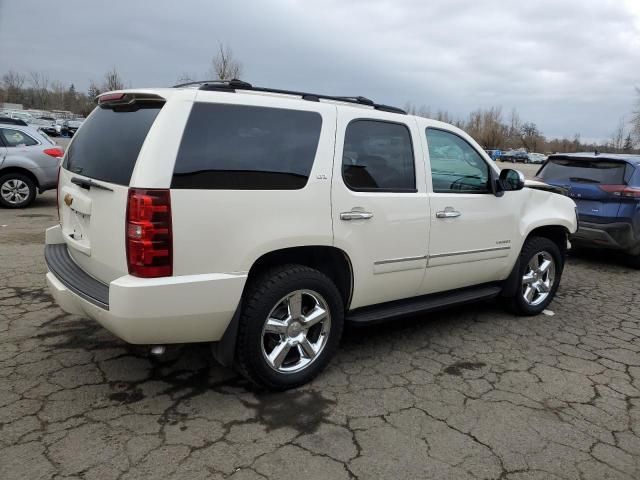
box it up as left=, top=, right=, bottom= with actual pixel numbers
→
left=0, top=179, right=30, bottom=205
left=521, top=251, right=556, bottom=306
left=261, top=289, right=331, bottom=374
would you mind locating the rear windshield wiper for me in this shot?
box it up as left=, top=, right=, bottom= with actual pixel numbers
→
left=569, top=177, right=600, bottom=184
left=71, top=177, right=114, bottom=192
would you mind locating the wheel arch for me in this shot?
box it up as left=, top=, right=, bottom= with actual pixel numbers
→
left=525, top=224, right=570, bottom=256
left=211, top=245, right=353, bottom=368
left=246, top=245, right=354, bottom=309
left=501, top=224, right=569, bottom=298
left=0, top=166, right=40, bottom=188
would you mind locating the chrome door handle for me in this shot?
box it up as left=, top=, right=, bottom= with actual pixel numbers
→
left=436, top=208, right=461, bottom=219
left=340, top=211, right=373, bottom=221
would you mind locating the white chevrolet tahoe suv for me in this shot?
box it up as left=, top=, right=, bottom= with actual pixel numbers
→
left=45, top=80, right=577, bottom=389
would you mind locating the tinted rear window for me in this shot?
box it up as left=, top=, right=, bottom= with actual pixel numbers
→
left=63, top=105, right=162, bottom=186
left=172, top=103, right=322, bottom=190
left=539, top=159, right=628, bottom=184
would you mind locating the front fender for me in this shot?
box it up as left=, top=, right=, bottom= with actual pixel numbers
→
left=519, top=189, right=577, bottom=239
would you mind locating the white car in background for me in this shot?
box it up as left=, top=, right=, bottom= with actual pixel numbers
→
left=527, top=152, right=547, bottom=164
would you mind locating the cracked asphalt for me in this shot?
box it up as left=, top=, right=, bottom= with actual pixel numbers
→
left=1, top=163, right=639, bottom=479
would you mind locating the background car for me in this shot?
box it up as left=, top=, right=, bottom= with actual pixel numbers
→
left=501, top=149, right=529, bottom=162
left=485, top=148, right=502, bottom=161
left=536, top=153, right=640, bottom=267
left=4, top=110, right=34, bottom=124
left=0, top=121, right=63, bottom=208
left=0, top=115, right=28, bottom=126
left=527, top=152, right=547, bottom=164
left=61, top=119, right=84, bottom=137
left=31, top=117, right=61, bottom=136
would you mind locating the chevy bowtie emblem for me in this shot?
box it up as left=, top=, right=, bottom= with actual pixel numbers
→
left=64, top=193, right=73, bottom=207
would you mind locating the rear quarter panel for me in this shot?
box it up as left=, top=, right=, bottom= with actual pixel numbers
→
left=1, top=147, right=59, bottom=186
left=167, top=92, right=338, bottom=276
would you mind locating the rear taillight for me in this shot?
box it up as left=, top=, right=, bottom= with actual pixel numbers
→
left=56, top=166, right=61, bottom=221
left=598, top=185, right=640, bottom=198
left=126, top=189, right=172, bottom=278
left=44, top=147, right=64, bottom=158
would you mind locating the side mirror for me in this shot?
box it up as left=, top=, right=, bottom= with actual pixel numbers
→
left=498, top=169, right=525, bottom=193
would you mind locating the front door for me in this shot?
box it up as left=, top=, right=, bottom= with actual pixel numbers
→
left=332, top=112, right=429, bottom=309
left=420, top=127, right=518, bottom=294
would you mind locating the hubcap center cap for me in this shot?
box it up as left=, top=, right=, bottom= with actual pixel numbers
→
left=287, top=321, right=305, bottom=342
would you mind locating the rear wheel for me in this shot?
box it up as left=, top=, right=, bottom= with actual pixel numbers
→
left=235, top=264, right=343, bottom=390
left=508, top=237, right=563, bottom=315
left=0, top=173, right=36, bottom=208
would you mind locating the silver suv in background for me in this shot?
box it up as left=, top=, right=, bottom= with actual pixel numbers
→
left=0, top=123, right=63, bottom=208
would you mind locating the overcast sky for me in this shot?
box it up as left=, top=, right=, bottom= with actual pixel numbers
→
left=1, top=0, right=639, bottom=141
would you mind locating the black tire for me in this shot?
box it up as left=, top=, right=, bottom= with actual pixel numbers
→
left=627, top=254, right=640, bottom=269
left=508, top=236, right=564, bottom=316
left=235, top=264, right=344, bottom=390
left=0, top=173, right=36, bottom=208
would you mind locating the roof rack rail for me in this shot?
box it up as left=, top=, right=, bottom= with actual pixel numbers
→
left=173, top=79, right=406, bottom=115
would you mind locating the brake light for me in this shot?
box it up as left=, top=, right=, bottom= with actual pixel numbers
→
left=98, top=92, right=125, bottom=104
left=43, top=147, right=64, bottom=158
left=126, top=189, right=172, bottom=278
left=598, top=185, right=640, bottom=198
left=56, top=166, right=61, bottom=221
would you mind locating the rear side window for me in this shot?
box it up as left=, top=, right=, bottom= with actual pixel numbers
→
left=539, top=159, right=629, bottom=184
left=172, top=103, right=322, bottom=190
left=342, top=120, right=416, bottom=191
left=63, top=104, right=163, bottom=186
left=0, top=128, right=38, bottom=147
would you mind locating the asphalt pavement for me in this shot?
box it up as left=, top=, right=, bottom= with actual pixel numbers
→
left=1, top=162, right=639, bottom=479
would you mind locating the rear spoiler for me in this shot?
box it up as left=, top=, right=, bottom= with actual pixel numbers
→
left=97, top=92, right=165, bottom=110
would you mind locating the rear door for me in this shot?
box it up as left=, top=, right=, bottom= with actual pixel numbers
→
left=538, top=158, right=629, bottom=223
left=57, top=92, right=175, bottom=283
left=331, top=111, right=429, bottom=309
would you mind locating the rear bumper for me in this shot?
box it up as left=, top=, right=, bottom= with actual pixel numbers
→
left=45, top=227, right=247, bottom=344
left=571, top=220, right=640, bottom=254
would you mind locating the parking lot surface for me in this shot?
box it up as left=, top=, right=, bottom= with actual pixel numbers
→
left=1, top=163, right=639, bottom=479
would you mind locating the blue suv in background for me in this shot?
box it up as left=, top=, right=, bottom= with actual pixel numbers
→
left=536, top=153, right=640, bottom=267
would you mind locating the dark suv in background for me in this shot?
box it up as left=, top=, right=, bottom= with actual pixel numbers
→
left=536, top=153, right=640, bottom=267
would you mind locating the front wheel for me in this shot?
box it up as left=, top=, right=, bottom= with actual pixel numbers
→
left=508, top=237, right=564, bottom=315
left=235, top=264, right=344, bottom=390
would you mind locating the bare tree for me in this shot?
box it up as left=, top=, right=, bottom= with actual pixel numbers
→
left=610, top=117, right=626, bottom=151
left=417, top=105, right=432, bottom=118
left=632, top=87, right=640, bottom=146
left=88, top=81, right=101, bottom=100
left=1, top=71, right=26, bottom=104
left=103, top=67, right=124, bottom=91
left=209, top=43, right=243, bottom=80
left=50, top=81, right=66, bottom=109
left=176, top=72, right=197, bottom=85
left=29, top=71, right=50, bottom=109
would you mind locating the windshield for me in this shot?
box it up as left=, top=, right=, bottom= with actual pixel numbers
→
left=539, top=158, right=628, bottom=184
left=63, top=104, right=162, bottom=185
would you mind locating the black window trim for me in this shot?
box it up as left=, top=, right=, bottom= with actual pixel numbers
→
left=425, top=126, right=495, bottom=195
left=0, top=127, right=41, bottom=148
left=342, top=118, right=418, bottom=194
